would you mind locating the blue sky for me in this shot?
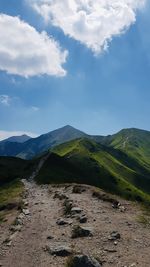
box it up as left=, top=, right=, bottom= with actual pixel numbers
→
left=0, top=0, right=150, bottom=139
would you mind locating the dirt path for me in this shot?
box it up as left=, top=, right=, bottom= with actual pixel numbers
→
left=0, top=181, right=150, bottom=267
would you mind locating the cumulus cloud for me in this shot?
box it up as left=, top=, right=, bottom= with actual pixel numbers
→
left=0, top=95, right=11, bottom=106
left=0, top=130, right=38, bottom=141
left=0, top=14, right=68, bottom=77
left=31, top=0, right=146, bottom=54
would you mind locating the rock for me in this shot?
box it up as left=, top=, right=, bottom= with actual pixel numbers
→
left=108, top=231, right=121, bottom=241
left=71, top=207, right=82, bottom=214
left=112, top=201, right=120, bottom=209
left=104, top=248, right=117, bottom=253
left=56, top=218, right=72, bottom=226
left=119, top=206, right=126, bottom=212
left=10, top=225, right=22, bottom=232
left=72, top=185, right=86, bottom=194
left=71, top=225, right=93, bottom=238
left=6, top=241, right=12, bottom=247
left=47, top=235, right=54, bottom=240
left=63, top=199, right=74, bottom=215
left=77, top=215, right=87, bottom=224
left=24, top=201, right=29, bottom=206
left=66, top=255, right=102, bottom=267
left=15, top=217, right=23, bottom=225
left=46, top=245, right=72, bottom=257
left=22, top=209, right=30, bottom=215
left=18, top=213, right=25, bottom=220
left=53, top=192, right=69, bottom=200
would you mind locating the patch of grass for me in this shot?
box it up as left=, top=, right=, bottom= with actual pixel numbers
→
left=0, top=179, right=24, bottom=221
left=92, top=188, right=119, bottom=204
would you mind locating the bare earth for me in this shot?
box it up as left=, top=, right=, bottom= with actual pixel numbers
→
left=0, top=180, right=150, bottom=267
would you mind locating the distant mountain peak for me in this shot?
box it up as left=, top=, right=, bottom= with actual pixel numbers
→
left=1, top=134, right=31, bottom=144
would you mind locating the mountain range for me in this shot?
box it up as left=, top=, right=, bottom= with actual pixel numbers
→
left=0, top=125, right=150, bottom=205
left=1, top=134, right=31, bottom=144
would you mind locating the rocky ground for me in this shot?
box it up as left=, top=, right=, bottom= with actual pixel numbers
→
left=0, top=180, right=150, bottom=267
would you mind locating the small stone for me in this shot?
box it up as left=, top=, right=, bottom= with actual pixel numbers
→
left=108, top=231, right=121, bottom=241
left=77, top=215, right=87, bottom=224
left=104, top=248, right=117, bottom=253
left=6, top=241, right=12, bottom=247
left=130, top=263, right=137, bottom=267
left=47, top=236, right=54, bottom=240
left=119, top=206, right=126, bottom=212
left=71, top=207, right=82, bottom=214
left=56, top=218, right=72, bottom=225
left=24, top=201, right=29, bottom=206
left=46, top=245, right=72, bottom=257
left=71, top=225, right=93, bottom=238
left=10, top=225, right=22, bottom=232
left=22, top=209, right=30, bottom=215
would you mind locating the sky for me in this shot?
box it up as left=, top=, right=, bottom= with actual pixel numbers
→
left=0, top=0, right=150, bottom=140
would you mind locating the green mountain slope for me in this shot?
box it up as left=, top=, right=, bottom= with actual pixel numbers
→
left=0, top=156, right=36, bottom=186
left=35, top=138, right=150, bottom=204
left=104, top=128, right=150, bottom=171
left=0, top=156, right=36, bottom=222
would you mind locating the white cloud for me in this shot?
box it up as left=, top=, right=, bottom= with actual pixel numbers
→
left=0, top=95, right=11, bottom=106
left=0, top=14, right=68, bottom=77
left=31, top=106, right=40, bottom=111
left=0, top=130, right=38, bottom=141
left=31, top=0, right=146, bottom=54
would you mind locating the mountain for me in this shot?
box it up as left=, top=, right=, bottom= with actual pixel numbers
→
left=1, top=134, right=31, bottom=143
left=35, top=138, right=150, bottom=204
left=0, top=125, right=87, bottom=159
left=0, top=125, right=150, bottom=168
left=1, top=134, right=150, bottom=205
left=103, top=128, right=150, bottom=172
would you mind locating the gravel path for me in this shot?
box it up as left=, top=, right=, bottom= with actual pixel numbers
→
left=0, top=181, right=150, bottom=267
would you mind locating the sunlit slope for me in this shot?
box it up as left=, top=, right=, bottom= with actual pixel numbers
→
left=35, top=138, right=150, bottom=203
left=105, top=128, right=150, bottom=171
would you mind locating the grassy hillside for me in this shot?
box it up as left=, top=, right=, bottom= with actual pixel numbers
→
left=35, top=139, right=150, bottom=204
left=0, top=156, right=37, bottom=186
left=104, top=128, right=150, bottom=172
left=0, top=156, right=37, bottom=222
